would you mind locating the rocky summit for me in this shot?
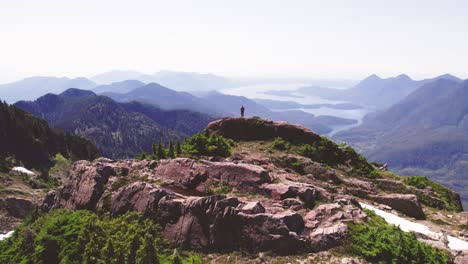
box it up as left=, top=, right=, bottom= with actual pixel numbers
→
left=37, top=117, right=467, bottom=262
left=206, top=117, right=322, bottom=144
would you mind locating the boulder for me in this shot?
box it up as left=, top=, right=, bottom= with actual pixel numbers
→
left=297, top=186, right=319, bottom=206
left=42, top=160, right=113, bottom=211
left=206, top=117, right=321, bottom=145
left=262, top=183, right=298, bottom=200
left=304, top=199, right=366, bottom=230
left=0, top=197, right=36, bottom=219
left=281, top=198, right=304, bottom=211
left=239, top=201, right=265, bottom=214
left=206, top=162, right=271, bottom=192
left=155, top=158, right=208, bottom=188
left=300, top=160, right=340, bottom=183
left=308, top=222, right=349, bottom=251
left=375, top=179, right=406, bottom=192
left=304, top=203, right=341, bottom=228
left=157, top=195, right=240, bottom=251
left=343, top=187, right=370, bottom=198
left=341, top=177, right=375, bottom=191
left=237, top=210, right=307, bottom=254
left=110, top=181, right=167, bottom=217
left=369, top=194, right=425, bottom=220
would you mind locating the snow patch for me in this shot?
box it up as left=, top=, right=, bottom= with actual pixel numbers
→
left=447, top=235, right=468, bottom=251
left=0, top=230, right=14, bottom=241
left=360, top=202, right=468, bottom=251
left=12, top=166, right=34, bottom=175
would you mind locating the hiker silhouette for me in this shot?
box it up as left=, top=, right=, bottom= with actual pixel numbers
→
left=240, top=105, right=245, bottom=117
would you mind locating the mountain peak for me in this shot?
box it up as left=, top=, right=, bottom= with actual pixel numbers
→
left=395, top=74, right=412, bottom=80
left=135, top=82, right=176, bottom=93
left=435, top=73, right=461, bottom=82
left=60, top=88, right=96, bottom=97
left=364, top=74, right=381, bottom=81
left=206, top=117, right=321, bottom=144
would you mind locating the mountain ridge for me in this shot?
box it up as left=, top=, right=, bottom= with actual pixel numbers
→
left=334, top=79, right=468, bottom=209
left=0, top=76, right=97, bottom=103
left=298, top=73, right=462, bottom=110
left=14, top=89, right=214, bottom=158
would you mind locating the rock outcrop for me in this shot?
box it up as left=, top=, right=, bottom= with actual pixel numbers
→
left=110, top=181, right=167, bottom=217
left=206, top=117, right=321, bottom=145
left=369, top=193, right=426, bottom=220
left=41, top=157, right=367, bottom=254
left=0, top=197, right=36, bottom=219
left=37, top=118, right=466, bottom=258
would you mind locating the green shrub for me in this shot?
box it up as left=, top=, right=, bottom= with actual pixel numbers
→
left=298, top=138, right=377, bottom=178
left=403, top=176, right=459, bottom=211
left=271, top=137, right=290, bottom=151
left=182, top=133, right=232, bottom=157
left=206, top=180, right=232, bottom=195
left=136, top=152, right=150, bottom=160
left=347, top=210, right=449, bottom=264
left=0, top=210, right=201, bottom=264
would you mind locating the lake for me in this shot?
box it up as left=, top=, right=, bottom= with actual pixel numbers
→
left=222, top=83, right=373, bottom=135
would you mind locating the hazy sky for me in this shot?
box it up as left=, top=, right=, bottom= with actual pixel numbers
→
left=0, top=0, right=467, bottom=83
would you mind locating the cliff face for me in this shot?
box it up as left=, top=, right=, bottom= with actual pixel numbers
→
left=40, top=117, right=465, bottom=257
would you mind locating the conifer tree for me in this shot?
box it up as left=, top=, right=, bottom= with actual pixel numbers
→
left=135, top=234, right=159, bottom=264
left=83, top=234, right=101, bottom=264
left=127, top=235, right=140, bottom=264
left=175, top=141, right=182, bottom=156
left=168, top=141, right=175, bottom=159
left=101, top=239, right=116, bottom=264
left=152, top=144, right=157, bottom=156
left=156, top=143, right=166, bottom=160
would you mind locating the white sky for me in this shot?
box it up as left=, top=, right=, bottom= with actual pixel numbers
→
left=0, top=0, right=467, bottom=83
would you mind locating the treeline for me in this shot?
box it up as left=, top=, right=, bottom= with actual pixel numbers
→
left=0, top=210, right=201, bottom=264
left=136, top=141, right=181, bottom=160
left=0, top=101, right=99, bottom=171
left=136, top=132, right=233, bottom=160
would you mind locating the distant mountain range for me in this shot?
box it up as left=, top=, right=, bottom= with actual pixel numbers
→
left=15, top=89, right=215, bottom=158
left=334, top=78, right=468, bottom=209
left=91, top=70, right=234, bottom=91
left=104, top=84, right=357, bottom=134
left=92, top=80, right=146, bottom=94
left=0, top=101, right=99, bottom=170
left=298, top=74, right=461, bottom=109
left=103, top=83, right=215, bottom=114
left=0, top=76, right=97, bottom=103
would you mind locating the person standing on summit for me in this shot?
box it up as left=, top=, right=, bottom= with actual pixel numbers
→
left=240, top=105, right=245, bottom=117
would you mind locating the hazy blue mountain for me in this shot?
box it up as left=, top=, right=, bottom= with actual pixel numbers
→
left=150, top=70, right=234, bottom=91
left=90, top=70, right=148, bottom=84
left=15, top=89, right=213, bottom=158
left=0, top=76, right=97, bottom=103
left=107, top=85, right=356, bottom=134
left=93, top=80, right=146, bottom=94
left=104, top=83, right=219, bottom=114
left=91, top=70, right=234, bottom=91
left=200, top=91, right=270, bottom=116
left=334, top=78, right=468, bottom=208
left=298, top=74, right=461, bottom=110
left=120, top=101, right=216, bottom=137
